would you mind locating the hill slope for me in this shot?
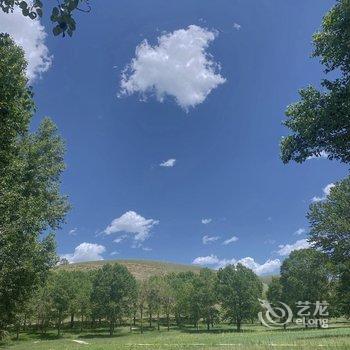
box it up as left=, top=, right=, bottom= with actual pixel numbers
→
left=57, top=259, right=203, bottom=280
left=57, top=259, right=276, bottom=286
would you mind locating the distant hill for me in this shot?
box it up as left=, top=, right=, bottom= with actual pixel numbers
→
left=57, top=259, right=276, bottom=285
left=57, top=259, right=203, bottom=280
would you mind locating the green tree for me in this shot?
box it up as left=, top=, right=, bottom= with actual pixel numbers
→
left=280, top=0, right=350, bottom=164
left=161, top=275, right=175, bottom=331
left=217, top=264, right=263, bottom=331
left=280, top=249, right=330, bottom=327
left=47, top=271, right=71, bottom=336
left=145, top=276, right=163, bottom=330
left=308, top=176, right=350, bottom=265
left=90, top=263, right=136, bottom=336
left=266, top=277, right=282, bottom=304
left=0, top=34, right=68, bottom=333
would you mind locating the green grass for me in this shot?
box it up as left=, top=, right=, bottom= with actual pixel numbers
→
left=2, top=322, right=350, bottom=350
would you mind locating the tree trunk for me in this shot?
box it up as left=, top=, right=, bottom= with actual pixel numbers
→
left=57, top=312, right=61, bottom=336
left=167, top=313, right=170, bottom=331
left=110, top=319, right=114, bottom=336
left=207, top=320, right=210, bottom=331
left=80, top=315, right=84, bottom=332
left=70, top=313, right=74, bottom=328
left=149, top=311, right=152, bottom=327
left=236, top=319, right=241, bottom=332
left=133, top=315, right=136, bottom=326
left=157, top=311, right=160, bottom=331
left=140, top=307, right=143, bottom=334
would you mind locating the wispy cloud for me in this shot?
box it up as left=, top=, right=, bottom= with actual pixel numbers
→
left=294, top=228, right=306, bottom=236
left=119, top=25, right=226, bottom=110
left=202, top=235, right=220, bottom=244
left=222, top=235, right=238, bottom=245
left=113, top=235, right=127, bottom=244
left=68, top=228, right=78, bottom=236
left=312, top=183, right=335, bottom=202
left=160, top=159, right=176, bottom=167
left=233, top=22, right=241, bottom=30
left=201, top=218, right=212, bottom=224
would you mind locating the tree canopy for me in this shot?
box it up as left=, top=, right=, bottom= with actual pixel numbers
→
left=0, top=34, right=69, bottom=331
left=280, top=0, right=350, bottom=164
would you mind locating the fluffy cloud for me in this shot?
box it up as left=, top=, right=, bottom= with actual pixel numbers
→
left=0, top=8, right=52, bottom=82
left=105, top=211, right=159, bottom=242
left=120, top=25, right=226, bottom=110
left=312, top=183, right=335, bottom=202
left=201, top=218, right=212, bottom=224
left=277, top=239, right=310, bottom=256
left=160, top=159, right=176, bottom=167
left=61, top=243, right=106, bottom=263
left=202, top=235, right=220, bottom=244
left=192, top=255, right=281, bottom=275
left=294, top=228, right=306, bottom=236
left=236, top=257, right=281, bottom=275
left=222, top=235, right=238, bottom=245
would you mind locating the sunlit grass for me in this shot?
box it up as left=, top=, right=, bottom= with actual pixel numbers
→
left=2, top=321, right=350, bottom=350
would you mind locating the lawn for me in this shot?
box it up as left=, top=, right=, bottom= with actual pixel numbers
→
left=2, top=322, right=350, bottom=350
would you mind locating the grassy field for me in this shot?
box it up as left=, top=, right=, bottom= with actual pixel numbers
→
left=2, top=322, right=350, bottom=350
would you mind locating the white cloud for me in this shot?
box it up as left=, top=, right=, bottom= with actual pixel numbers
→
left=222, top=235, right=238, bottom=245
left=0, top=8, right=52, bottom=83
left=104, top=211, right=159, bottom=242
left=68, top=228, right=78, bottom=236
left=307, top=151, right=329, bottom=160
left=202, top=235, right=220, bottom=244
left=201, top=218, right=212, bottom=224
left=113, top=235, right=127, bottom=244
left=142, top=247, right=152, bottom=251
left=294, top=228, right=306, bottom=236
left=312, top=183, right=335, bottom=202
left=277, top=239, right=310, bottom=256
left=120, top=25, right=226, bottom=110
left=110, top=251, right=119, bottom=256
left=233, top=22, right=241, bottom=30
left=236, top=257, right=281, bottom=275
left=61, top=243, right=106, bottom=263
left=192, top=254, right=219, bottom=265
left=192, top=255, right=280, bottom=275
left=160, top=158, right=176, bottom=167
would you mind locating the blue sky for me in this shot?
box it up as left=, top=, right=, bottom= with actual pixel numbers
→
left=1, top=0, right=347, bottom=274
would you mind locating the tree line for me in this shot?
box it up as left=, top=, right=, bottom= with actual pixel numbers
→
left=12, top=247, right=350, bottom=338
